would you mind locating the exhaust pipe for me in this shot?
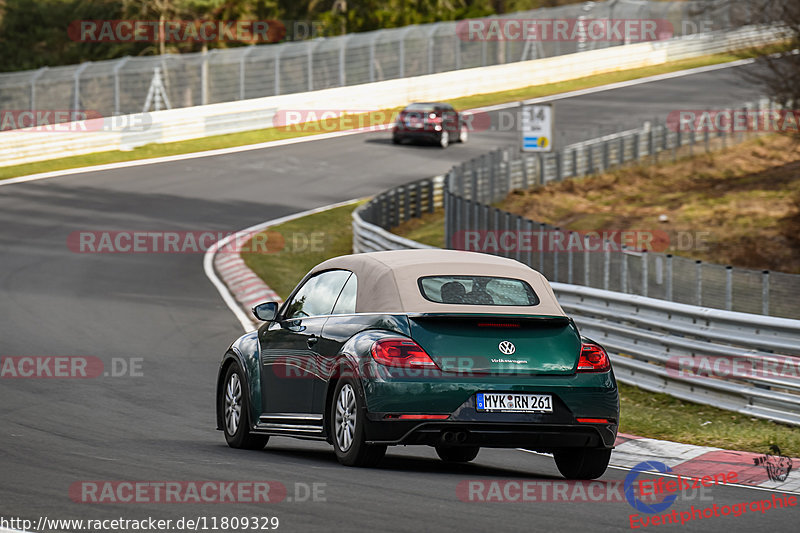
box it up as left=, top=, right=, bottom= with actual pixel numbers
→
left=456, top=431, right=468, bottom=443
left=442, top=431, right=455, bottom=443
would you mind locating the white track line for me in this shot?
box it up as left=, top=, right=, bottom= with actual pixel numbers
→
left=203, top=199, right=361, bottom=332
left=0, top=58, right=756, bottom=188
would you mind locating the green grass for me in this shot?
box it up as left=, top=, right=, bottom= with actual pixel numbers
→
left=0, top=46, right=781, bottom=182
left=619, top=383, right=800, bottom=457
left=241, top=203, right=800, bottom=456
left=241, top=201, right=364, bottom=299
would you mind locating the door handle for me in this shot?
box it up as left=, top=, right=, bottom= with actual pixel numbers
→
left=307, top=335, right=318, bottom=348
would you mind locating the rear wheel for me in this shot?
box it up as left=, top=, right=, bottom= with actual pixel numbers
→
left=392, top=135, right=401, bottom=144
left=436, top=445, right=480, bottom=463
left=458, top=124, right=468, bottom=143
left=554, top=448, right=611, bottom=479
left=221, top=363, right=269, bottom=450
left=331, top=377, right=386, bottom=467
left=439, top=130, right=450, bottom=148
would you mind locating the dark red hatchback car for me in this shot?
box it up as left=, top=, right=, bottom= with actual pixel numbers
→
left=392, top=102, right=468, bottom=148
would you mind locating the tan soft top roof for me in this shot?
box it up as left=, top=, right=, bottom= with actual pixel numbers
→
left=309, top=249, right=565, bottom=316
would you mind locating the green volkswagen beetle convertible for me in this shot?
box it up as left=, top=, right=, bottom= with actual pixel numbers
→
left=216, top=249, right=619, bottom=478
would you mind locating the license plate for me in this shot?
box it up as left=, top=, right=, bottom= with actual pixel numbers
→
left=476, top=393, right=552, bottom=413
left=406, top=119, right=422, bottom=128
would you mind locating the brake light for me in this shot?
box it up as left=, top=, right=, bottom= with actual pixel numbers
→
left=477, top=322, right=521, bottom=328
left=371, top=338, right=439, bottom=368
left=577, top=418, right=610, bottom=423
left=577, top=343, right=611, bottom=372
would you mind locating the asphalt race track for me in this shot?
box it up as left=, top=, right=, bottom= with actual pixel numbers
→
left=0, top=62, right=793, bottom=532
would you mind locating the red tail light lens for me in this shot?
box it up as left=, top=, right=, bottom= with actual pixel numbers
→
left=577, top=343, right=611, bottom=372
left=371, top=338, right=439, bottom=369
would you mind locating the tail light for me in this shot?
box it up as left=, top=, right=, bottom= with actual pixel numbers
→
left=577, top=343, right=611, bottom=372
left=371, top=338, right=439, bottom=369
left=427, top=112, right=442, bottom=124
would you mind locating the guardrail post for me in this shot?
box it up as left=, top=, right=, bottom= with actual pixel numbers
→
left=240, top=46, right=254, bottom=100
left=725, top=265, right=733, bottom=310
left=666, top=254, right=673, bottom=301
left=618, top=135, right=624, bottom=165
left=201, top=51, right=209, bottom=105
left=642, top=250, right=648, bottom=298
left=572, top=149, right=577, bottom=178
left=634, top=132, right=640, bottom=161
left=762, top=270, right=770, bottom=315
left=603, top=240, right=610, bottom=290
left=504, top=212, right=512, bottom=258
left=112, top=59, right=128, bottom=114
left=695, top=260, right=703, bottom=306
left=602, top=140, right=609, bottom=171
left=516, top=216, right=523, bottom=262
left=274, top=50, right=281, bottom=95
left=427, top=180, right=434, bottom=213
left=403, top=185, right=410, bottom=223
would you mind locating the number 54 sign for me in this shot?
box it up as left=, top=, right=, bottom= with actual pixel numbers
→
left=521, top=103, right=552, bottom=152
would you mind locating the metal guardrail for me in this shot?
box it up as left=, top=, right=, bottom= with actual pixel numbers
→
left=352, top=102, right=800, bottom=424
left=0, top=0, right=749, bottom=120
left=353, top=197, right=800, bottom=426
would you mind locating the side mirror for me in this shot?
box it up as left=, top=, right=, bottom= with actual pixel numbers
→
left=252, top=301, right=278, bottom=322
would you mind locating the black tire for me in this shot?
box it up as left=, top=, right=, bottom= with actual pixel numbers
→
left=439, top=129, right=450, bottom=148
left=435, top=445, right=480, bottom=463
left=221, top=362, right=269, bottom=450
left=392, top=135, right=401, bottom=144
left=554, top=448, right=611, bottom=479
left=331, top=376, right=386, bottom=467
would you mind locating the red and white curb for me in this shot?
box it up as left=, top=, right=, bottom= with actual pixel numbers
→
left=204, top=199, right=361, bottom=331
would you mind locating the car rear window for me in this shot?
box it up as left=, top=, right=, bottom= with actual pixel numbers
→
left=418, top=276, right=539, bottom=306
left=404, top=103, right=437, bottom=112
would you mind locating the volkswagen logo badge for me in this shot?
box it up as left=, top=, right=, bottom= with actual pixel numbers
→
left=498, top=341, right=516, bottom=355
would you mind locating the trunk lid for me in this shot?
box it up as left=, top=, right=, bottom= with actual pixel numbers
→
left=408, top=314, right=581, bottom=375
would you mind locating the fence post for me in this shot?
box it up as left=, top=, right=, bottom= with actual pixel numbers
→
left=111, top=59, right=128, bottom=115
left=641, top=250, right=648, bottom=298
left=398, top=37, right=404, bottom=79
left=516, top=216, right=522, bottom=263
left=73, top=62, right=91, bottom=111
left=666, top=254, right=673, bottom=301
left=584, top=234, right=590, bottom=286
left=308, top=41, right=315, bottom=90
left=762, top=270, right=770, bottom=315
left=602, top=140, right=609, bottom=171
left=274, top=49, right=281, bottom=95
left=339, top=36, right=348, bottom=86
left=725, top=265, right=733, bottom=311
left=201, top=51, right=209, bottom=105
left=539, top=223, right=545, bottom=273
left=444, top=189, right=450, bottom=248
left=620, top=246, right=628, bottom=293
left=572, top=149, right=577, bottom=178
left=567, top=232, right=573, bottom=284
left=555, top=151, right=563, bottom=181
left=695, top=260, right=703, bottom=306
left=538, top=154, right=545, bottom=185
left=634, top=132, right=640, bottom=161
left=553, top=227, right=560, bottom=282
left=239, top=46, right=254, bottom=100
left=527, top=219, right=534, bottom=268
left=603, top=240, right=610, bottom=290
left=29, top=66, right=48, bottom=111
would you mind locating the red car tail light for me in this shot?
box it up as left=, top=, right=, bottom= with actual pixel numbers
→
left=371, top=338, right=439, bottom=369
left=577, top=343, right=611, bottom=372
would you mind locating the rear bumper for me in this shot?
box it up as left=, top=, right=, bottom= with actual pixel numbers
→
left=394, top=129, right=441, bottom=142
left=363, top=418, right=617, bottom=450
